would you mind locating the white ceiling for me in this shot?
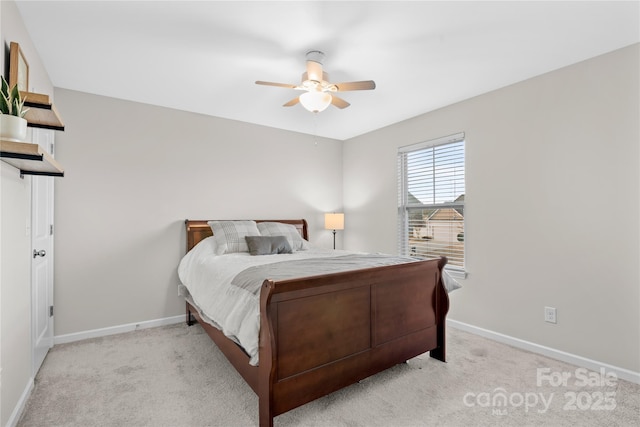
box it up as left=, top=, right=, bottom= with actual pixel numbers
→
left=15, top=1, right=640, bottom=140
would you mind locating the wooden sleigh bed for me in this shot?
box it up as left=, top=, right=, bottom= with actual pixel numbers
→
left=182, top=219, right=449, bottom=427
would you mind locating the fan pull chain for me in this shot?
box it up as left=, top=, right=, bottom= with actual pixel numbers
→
left=313, top=112, right=319, bottom=146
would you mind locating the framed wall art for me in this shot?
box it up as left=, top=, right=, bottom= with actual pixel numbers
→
left=9, top=41, right=29, bottom=91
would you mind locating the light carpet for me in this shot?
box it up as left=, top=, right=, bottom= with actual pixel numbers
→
left=17, top=323, right=640, bottom=426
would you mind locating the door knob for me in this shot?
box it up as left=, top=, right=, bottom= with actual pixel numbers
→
left=33, top=249, right=46, bottom=258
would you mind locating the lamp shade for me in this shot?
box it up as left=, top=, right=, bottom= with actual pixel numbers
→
left=324, top=213, right=344, bottom=230
left=300, top=91, right=332, bottom=113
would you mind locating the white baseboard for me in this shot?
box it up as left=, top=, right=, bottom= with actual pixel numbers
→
left=54, top=315, right=184, bottom=345
left=448, top=319, right=640, bottom=385
left=6, top=377, right=34, bottom=427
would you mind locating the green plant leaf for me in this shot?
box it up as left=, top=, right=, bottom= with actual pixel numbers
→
left=17, top=99, right=29, bottom=118
left=10, top=84, right=21, bottom=102
left=0, top=78, right=26, bottom=116
left=0, top=92, right=9, bottom=115
left=12, top=98, right=20, bottom=116
left=0, top=76, right=9, bottom=98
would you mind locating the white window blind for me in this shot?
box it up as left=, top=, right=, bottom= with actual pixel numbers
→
left=398, top=133, right=465, bottom=271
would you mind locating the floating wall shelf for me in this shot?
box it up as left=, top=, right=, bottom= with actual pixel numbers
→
left=20, top=91, right=65, bottom=131
left=0, top=139, right=64, bottom=177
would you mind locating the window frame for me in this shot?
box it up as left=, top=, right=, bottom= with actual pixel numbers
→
left=397, top=132, right=466, bottom=276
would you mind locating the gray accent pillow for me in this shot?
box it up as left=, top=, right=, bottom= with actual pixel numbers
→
left=245, top=236, right=293, bottom=255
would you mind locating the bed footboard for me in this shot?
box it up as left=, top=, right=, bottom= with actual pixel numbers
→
left=258, top=257, right=448, bottom=427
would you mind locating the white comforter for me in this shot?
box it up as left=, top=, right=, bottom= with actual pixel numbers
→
left=177, top=237, right=459, bottom=366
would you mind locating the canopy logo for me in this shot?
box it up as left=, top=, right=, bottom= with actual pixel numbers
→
left=462, top=367, right=618, bottom=416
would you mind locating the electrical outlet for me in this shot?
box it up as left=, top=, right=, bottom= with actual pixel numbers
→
left=544, top=306, right=557, bottom=324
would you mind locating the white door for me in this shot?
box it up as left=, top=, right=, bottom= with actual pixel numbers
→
left=31, top=128, right=55, bottom=374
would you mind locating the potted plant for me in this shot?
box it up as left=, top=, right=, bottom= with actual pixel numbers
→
left=0, top=75, right=29, bottom=141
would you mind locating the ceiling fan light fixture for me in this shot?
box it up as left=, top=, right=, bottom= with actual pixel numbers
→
left=256, top=50, right=375, bottom=112
left=299, top=91, right=332, bottom=113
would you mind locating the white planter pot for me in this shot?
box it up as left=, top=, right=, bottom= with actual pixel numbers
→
left=0, top=115, right=28, bottom=142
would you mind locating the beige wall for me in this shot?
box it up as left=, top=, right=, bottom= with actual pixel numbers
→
left=343, top=44, right=640, bottom=372
left=1, top=1, right=56, bottom=425
left=52, top=89, right=343, bottom=336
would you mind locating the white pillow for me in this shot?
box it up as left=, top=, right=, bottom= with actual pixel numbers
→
left=207, top=220, right=261, bottom=255
left=257, top=222, right=308, bottom=251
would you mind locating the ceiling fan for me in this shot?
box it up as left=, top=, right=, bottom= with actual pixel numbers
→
left=255, top=50, right=376, bottom=113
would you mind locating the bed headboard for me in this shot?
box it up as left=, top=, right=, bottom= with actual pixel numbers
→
left=184, top=219, right=309, bottom=252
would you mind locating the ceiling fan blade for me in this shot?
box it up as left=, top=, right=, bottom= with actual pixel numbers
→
left=332, top=80, right=376, bottom=91
left=331, top=96, right=350, bottom=109
left=255, top=80, right=297, bottom=89
left=283, top=97, right=300, bottom=107
left=306, top=60, right=323, bottom=82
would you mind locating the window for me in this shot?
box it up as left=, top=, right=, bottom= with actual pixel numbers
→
left=398, top=133, right=465, bottom=272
